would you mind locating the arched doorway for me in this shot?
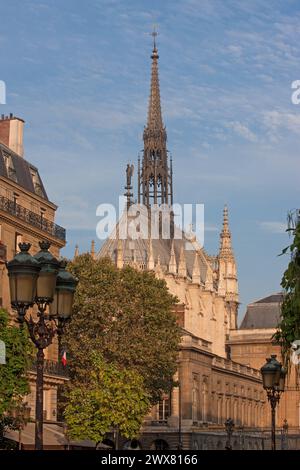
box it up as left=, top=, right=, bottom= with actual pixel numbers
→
left=123, top=439, right=142, bottom=450
left=150, top=439, right=169, bottom=450
left=101, top=438, right=115, bottom=450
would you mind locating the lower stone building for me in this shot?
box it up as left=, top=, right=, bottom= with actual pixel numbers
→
left=228, top=293, right=300, bottom=431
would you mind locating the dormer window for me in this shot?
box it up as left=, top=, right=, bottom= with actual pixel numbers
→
left=3, top=152, right=17, bottom=182
left=30, top=168, right=43, bottom=197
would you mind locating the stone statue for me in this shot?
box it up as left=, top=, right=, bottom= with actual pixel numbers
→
left=126, top=164, right=134, bottom=188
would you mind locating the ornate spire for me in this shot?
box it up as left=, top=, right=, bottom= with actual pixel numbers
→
left=91, top=240, right=96, bottom=260
left=147, top=238, right=155, bottom=270
left=178, top=244, right=187, bottom=277
left=218, top=205, right=239, bottom=328
left=192, top=252, right=201, bottom=284
left=146, top=34, right=164, bottom=132
left=219, top=205, right=234, bottom=258
left=155, top=254, right=161, bottom=271
left=138, top=36, right=173, bottom=208
left=168, top=241, right=177, bottom=274
left=116, top=239, right=123, bottom=269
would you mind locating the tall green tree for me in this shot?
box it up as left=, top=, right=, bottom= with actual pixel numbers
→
left=275, top=220, right=300, bottom=366
left=64, top=353, right=150, bottom=443
left=63, top=255, right=180, bottom=403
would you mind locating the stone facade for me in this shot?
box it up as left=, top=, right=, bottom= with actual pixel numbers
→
left=93, top=41, right=282, bottom=449
left=0, top=114, right=67, bottom=422
left=228, top=294, right=300, bottom=430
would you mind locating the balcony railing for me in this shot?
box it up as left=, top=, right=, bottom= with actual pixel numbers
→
left=30, top=358, right=69, bottom=379
left=0, top=195, right=66, bottom=242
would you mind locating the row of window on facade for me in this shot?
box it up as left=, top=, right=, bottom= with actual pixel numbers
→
left=0, top=224, right=32, bottom=257
left=0, top=187, right=48, bottom=218
left=2, top=151, right=44, bottom=197
left=213, top=379, right=264, bottom=401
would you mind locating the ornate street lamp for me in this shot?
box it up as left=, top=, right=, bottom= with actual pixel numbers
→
left=260, top=355, right=286, bottom=451
left=49, top=259, right=78, bottom=352
left=6, top=241, right=77, bottom=450
left=281, top=419, right=289, bottom=450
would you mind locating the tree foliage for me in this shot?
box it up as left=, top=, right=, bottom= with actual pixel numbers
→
left=0, top=309, right=33, bottom=448
left=0, top=309, right=32, bottom=417
left=63, top=255, right=180, bottom=403
left=274, top=221, right=300, bottom=366
left=64, top=353, right=150, bottom=442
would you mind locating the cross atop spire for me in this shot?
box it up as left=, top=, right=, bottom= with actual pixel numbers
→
left=151, top=25, right=158, bottom=50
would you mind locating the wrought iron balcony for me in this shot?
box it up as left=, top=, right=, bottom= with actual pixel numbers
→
left=30, top=358, right=69, bottom=379
left=0, top=195, right=66, bottom=242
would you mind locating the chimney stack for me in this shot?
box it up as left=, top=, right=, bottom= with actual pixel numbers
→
left=0, top=114, right=25, bottom=157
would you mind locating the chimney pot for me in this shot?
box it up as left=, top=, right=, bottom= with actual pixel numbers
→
left=0, top=114, right=25, bottom=156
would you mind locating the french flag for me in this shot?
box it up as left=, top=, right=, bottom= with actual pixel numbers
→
left=61, top=351, right=67, bottom=367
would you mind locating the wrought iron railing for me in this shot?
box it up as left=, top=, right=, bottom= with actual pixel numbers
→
left=30, top=358, right=69, bottom=379
left=0, top=195, right=66, bottom=242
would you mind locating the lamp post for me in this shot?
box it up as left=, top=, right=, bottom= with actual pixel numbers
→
left=224, top=418, right=234, bottom=450
left=260, top=355, right=286, bottom=451
left=281, top=419, right=289, bottom=450
left=6, top=241, right=77, bottom=450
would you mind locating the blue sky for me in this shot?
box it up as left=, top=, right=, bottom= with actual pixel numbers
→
left=0, top=0, right=299, bottom=321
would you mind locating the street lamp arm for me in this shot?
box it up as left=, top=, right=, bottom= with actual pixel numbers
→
left=25, top=314, right=56, bottom=350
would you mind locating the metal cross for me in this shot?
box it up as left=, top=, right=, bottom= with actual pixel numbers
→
left=150, top=25, right=158, bottom=48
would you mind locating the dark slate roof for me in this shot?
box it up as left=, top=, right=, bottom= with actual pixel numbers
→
left=0, top=141, right=48, bottom=200
left=240, top=293, right=283, bottom=330
left=97, top=210, right=209, bottom=283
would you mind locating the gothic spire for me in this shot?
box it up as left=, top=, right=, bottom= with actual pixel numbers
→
left=138, top=37, right=173, bottom=208
left=147, top=238, right=155, bottom=270
left=219, top=205, right=234, bottom=258
left=192, top=252, right=201, bottom=284
left=168, top=241, right=177, bottom=274
left=146, top=39, right=164, bottom=132
left=178, top=244, right=187, bottom=277
left=91, top=240, right=96, bottom=260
